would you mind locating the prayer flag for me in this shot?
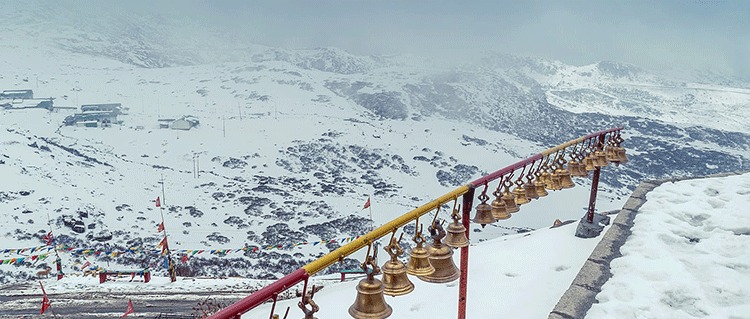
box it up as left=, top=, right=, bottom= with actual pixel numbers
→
left=122, top=299, right=135, bottom=318
left=40, top=282, right=51, bottom=315
left=363, top=197, right=371, bottom=209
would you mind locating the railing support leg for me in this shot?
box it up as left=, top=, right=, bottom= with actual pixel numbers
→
left=586, top=167, right=601, bottom=224
left=458, top=189, right=474, bottom=319
left=586, top=135, right=605, bottom=224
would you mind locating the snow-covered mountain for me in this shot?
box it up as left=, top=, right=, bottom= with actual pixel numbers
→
left=1, top=1, right=748, bottom=283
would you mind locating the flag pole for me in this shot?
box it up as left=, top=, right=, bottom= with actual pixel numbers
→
left=158, top=175, right=176, bottom=283
left=46, top=212, right=62, bottom=280
left=367, top=195, right=374, bottom=232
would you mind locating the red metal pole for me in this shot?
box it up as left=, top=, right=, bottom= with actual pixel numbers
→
left=208, top=268, right=308, bottom=319
left=586, top=134, right=606, bottom=223
left=458, top=188, right=475, bottom=319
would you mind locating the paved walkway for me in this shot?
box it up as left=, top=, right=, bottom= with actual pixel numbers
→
left=548, top=171, right=748, bottom=319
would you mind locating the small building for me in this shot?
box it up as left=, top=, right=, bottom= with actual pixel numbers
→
left=63, top=111, right=118, bottom=127
left=0, top=89, right=33, bottom=100
left=159, top=116, right=199, bottom=130
left=80, top=103, right=122, bottom=115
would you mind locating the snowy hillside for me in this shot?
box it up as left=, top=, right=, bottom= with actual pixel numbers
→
left=1, top=1, right=749, bottom=284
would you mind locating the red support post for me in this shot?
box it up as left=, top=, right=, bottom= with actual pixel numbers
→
left=458, top=188, right=475, bottom=319
left=586, top=134, right=606, bottom=223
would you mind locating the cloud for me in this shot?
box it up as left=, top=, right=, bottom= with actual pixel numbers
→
left=40, top=0, right=750, bottom=80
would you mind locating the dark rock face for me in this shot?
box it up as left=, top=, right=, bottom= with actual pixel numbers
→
left=222, top=158, right=247, bottom=169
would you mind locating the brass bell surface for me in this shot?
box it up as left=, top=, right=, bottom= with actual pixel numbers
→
left=576, top=161, right=589, bottom=177
left=490, top=189, right=508, bottom=218
left=584, top=156, right=596, bottom=171
left=491, top=194, right=511, bottom=220
left=419, top=222, right=459, bottom=283
left=445, top=202, right=470, bottom=248
left=472, top=193, right=496, bottom=226
left=568, top=160, right=588, bottom=177
left=501, top=191, right=520, bottom=213
left=594, top=150, right=608, bottom=167
left=381, top=232, right=414, bottom=296
left=445, top=221, right=470, bottom=248
left=547, top=172, right=562, bottom=191
left=406, top=226, right=434, bottom=277
left=524, top=181, right=539, bottom=200
left=512, top=186, right=530, bottom=205
left=534, top=179, right=548, bottom=197
left=605, top=147, right=619, bottom=163
left=539, top=171, right=552, bottom=187
left=617, top=147, right=629, bottom=164
left=381, top=259, right=414, bottom=296
left=350, top=245, right=392, bottom=319
left=555, top=168, right=575, bottom=189
left=349, top=278, right=393, bottom=319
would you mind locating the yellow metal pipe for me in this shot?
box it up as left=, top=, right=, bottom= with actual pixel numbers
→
left=303, top=186, right=470, bottom=275
left=540, top=136, right=587, bottom=157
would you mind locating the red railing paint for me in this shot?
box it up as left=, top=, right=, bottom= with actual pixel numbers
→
left=208, top=268, right=309, bottom=319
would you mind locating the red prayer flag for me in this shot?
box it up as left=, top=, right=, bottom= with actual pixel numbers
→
left=155, top=196, right=161, bottom=208
left=157, top=237, right=169, bottom=253
left=156, top=222, right=164, bottom=232
left=80, top=260, right=91, bottom=270
left=39, top=281, right=50, bottom=315
left=363, top=197, right=371, bottom=209
left=122, top=299, right=135, bottom=318
left=42, top=231, right=53, bottom=245
left=181, top=254, right=188, bottom=263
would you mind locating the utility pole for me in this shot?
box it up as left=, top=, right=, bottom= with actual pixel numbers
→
left=193, top=153, right=197, bottom=179
left=222, top=116, right=226, bottom=138
left=193, top=152, right=200, bottom=178
left=238, top=101, right=242, bottom=120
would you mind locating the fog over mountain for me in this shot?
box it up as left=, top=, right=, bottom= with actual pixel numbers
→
left=6, top=1, right=749, bottom=81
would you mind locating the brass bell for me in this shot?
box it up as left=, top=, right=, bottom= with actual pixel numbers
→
left=349, top=244, right=392, bottom=319
left=445, top=202, right=470, bottom=248
left=584, top=155, right=596, bottom=171
left=472, top=192, right=496, bottom=227
left=512, top=185, right=530, bottom=205
left=534, top=178, right=548, bottom=197
left=406, top=222, right=434, bottom=277
left=555, top=168, right=575, bottom=189
left=491, top=189, right=510, bottom=220
left=605, top=146, right=619, bottom=163
left=524, top=175, right=539, bottom=200
left=578, top=161, right=589, bottom=176
left=617, top=147, right=628, bottom=164
left=381, top=232, right=414, bottom=296
left=501, top=183, right=520, bottom=213
left=532, top=165, right=549, bottom=197
left=594, top=150, right=608, bottom=167
left=568, top=160, right=584, bottom=177
left=547, top=171, right=562, bottom=191
left=419, top=221, right=459, bottom=283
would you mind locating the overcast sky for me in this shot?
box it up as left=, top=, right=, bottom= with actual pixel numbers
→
left=186, top=0, right=746, bottom=80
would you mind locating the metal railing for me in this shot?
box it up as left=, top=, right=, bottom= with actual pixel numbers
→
left=209, top=127, right=624, bottom=319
